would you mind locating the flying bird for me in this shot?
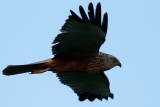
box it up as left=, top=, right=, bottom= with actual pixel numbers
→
left=2, top=2, right=121, bottom=101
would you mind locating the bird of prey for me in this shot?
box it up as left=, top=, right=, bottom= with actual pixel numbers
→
left=2, top=2, right=121, bottom=101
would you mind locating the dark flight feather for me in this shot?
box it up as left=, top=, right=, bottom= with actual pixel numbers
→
left=68, top=2, right=107, bottom=34
left=95, top=3, right=101, bottom=26
left=70, top=10, right=81, bottom=22
left=79, top=6, right=89, bottom=22
left=88, top=3, right=94, bottom=23
left=102, top=13, right=108, bottom=35
left=52, top=2, right=108, bottom=57
left=56, top=72, right=114, bottom=101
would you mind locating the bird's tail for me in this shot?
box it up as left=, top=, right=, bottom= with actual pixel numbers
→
left=3, top=59, right=52, bottom=76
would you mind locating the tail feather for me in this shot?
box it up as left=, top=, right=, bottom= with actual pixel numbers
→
left=3, top=59, right=51, bottom=76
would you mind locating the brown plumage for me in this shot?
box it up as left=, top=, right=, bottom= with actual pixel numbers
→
left=38, top=52, right=119, bottom=73
left=2, top=2, right=121, bottom=101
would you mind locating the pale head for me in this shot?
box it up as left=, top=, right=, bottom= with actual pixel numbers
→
left=105, top=54, right=121, bottom=70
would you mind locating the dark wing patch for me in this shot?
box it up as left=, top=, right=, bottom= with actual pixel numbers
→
left=56, top=72, right=113, bottom=101
left=52, top=2, right=108, bottom=57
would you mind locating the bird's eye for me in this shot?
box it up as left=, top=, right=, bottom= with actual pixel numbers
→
left=112, top=58, right=116, bottom=62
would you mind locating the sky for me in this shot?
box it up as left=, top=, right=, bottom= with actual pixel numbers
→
left=0, top=0, right=160, bottom=107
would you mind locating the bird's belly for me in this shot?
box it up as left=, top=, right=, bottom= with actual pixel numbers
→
left=48, top=57, right=107, bottom=73
left=49, top=59, right=87, bottom=73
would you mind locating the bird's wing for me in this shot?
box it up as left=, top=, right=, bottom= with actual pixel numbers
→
left=52, top=2, right=108, bottom=57
left=56, top=72, right=113, bottom=101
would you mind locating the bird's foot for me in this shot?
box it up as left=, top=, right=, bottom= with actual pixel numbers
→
left=30, top=68, right=50, bottom=74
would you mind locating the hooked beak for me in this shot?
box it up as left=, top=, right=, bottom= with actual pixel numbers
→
left=117, top=62, right=122, bottom=68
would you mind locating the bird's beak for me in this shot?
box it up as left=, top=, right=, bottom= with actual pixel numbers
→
left=117, top=62, right=121, bottom=68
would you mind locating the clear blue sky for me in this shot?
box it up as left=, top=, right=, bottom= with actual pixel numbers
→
left=0, top=0, right=160, bottom=107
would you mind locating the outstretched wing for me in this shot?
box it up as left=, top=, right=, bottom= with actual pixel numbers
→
left=56, top=72, right=113, bottom=101
left=52, top=2, right=108, bottom=57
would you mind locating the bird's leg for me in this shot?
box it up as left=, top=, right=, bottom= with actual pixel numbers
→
left=30, top=68, right=50, bottom=74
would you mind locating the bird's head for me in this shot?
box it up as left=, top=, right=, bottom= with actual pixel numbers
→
left=106, top=54, right=121, bottom=69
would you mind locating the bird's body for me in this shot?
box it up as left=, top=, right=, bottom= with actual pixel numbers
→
left=33, top=52, right=112, bottom=74
left=2, top=2, right=121, bottom=101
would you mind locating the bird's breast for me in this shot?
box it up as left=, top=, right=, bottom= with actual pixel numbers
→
left=48, top=55, right=108, bottom=73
